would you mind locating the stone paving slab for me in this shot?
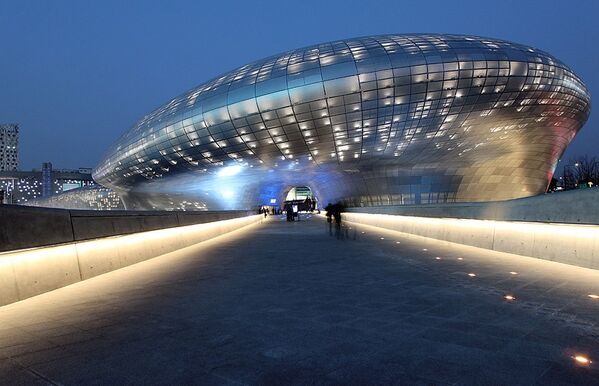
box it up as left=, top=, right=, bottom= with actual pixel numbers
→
left=0, top=215, right=598, bottom=385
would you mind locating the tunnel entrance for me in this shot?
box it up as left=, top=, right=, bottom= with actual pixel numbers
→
left=283, top=186, right=317, bottom=212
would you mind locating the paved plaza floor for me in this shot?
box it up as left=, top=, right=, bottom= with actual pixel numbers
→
left=1, top=215, right=598, bottom=385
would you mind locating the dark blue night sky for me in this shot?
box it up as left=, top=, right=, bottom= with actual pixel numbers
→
left=1, top=0, right=597, bottom=170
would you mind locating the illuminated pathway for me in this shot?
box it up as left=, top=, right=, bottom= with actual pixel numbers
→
left=1, top=215, right=598, bottom=384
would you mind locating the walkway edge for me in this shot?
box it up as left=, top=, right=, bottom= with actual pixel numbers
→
left=0, top=215, right=263, bottom=307
left=343, top=212, right=599, bottom=270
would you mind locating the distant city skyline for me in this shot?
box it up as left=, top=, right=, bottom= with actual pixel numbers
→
left=0, top=0, right=597, bottom=170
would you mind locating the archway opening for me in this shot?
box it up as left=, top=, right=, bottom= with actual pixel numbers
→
left=283, top=186, right=317, bottom=212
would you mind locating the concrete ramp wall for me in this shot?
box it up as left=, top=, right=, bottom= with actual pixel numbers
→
left=343, top=213, right=599, bottom=270
left=0, top=205, right=255, bottom=253
left=348, top=189, right=599, bottom=225
left=0, top=214, right=262, bottom=307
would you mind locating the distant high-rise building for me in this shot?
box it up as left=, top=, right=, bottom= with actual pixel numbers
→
left=0, top=124, right=19, bottom=171
left=42, top=162, right=53, bottom=197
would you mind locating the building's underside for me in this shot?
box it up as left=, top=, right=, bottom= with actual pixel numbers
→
left=93, top=34, right=591, bottom=210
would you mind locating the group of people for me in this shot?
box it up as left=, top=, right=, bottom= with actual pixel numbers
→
left=285, top=205, right=299, bottom=222
left=258, top=207, right=280, bottom=218
left=260, top=202, right=347, bottom=232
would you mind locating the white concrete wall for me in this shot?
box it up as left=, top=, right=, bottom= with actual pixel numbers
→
left=343, top=213, right=599, bottom=270
left=347, top=189, right=599, bottom=225
left=0, top=215, right=262, bottom=306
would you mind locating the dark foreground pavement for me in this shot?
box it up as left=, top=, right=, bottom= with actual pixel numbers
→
left=1, top=215, right=598, bottom=385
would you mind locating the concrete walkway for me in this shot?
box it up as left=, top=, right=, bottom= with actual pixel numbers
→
left=1, top=215, right=598, bottom=385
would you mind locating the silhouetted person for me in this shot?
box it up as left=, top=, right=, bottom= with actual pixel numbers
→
left=325, top=203, right=333, bottom=235
left=330, top=202, right=346, bottom=239
left=306, top=197, right=313, bottom=213
left=333, top=209, right=342, bottom=239
left=286, top=206, right=293, bottom=222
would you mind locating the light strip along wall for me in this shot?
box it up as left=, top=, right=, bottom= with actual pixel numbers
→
left=0, top=215, right=263, bottom=307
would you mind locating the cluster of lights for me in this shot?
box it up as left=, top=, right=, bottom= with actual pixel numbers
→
left=24, top=185, right=124, bottom=210
left=1, top=171, right=96, bottom=205
left=1, top=178, right=42, bottom=203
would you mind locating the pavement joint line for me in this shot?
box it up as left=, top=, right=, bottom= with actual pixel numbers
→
left=4, top=356, right=61, bottom=386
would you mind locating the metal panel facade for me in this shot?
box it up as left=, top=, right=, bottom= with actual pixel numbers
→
left=93, top=34, right=590, bottom=210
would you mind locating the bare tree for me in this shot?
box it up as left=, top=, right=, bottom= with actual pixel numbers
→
left=563, top=156, right=599, bottom=189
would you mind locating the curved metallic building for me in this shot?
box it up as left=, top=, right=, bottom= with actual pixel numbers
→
left=94, top=34, right=591, bottom=210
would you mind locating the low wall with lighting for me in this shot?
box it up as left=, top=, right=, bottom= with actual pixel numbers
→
left=347, top=188, right=599, bottom=225
left=0, top=214, right=262, bottom=306
left=343, top=212, right=599, bottom=270
left=0, top=205, right=255, bottom=253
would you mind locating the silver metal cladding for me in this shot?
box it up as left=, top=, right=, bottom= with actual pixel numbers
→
left=93, top=34, right=591, bottom=210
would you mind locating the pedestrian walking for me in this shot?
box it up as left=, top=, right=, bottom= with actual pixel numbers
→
left=333, top=204, right=342, bottom=240
left=325, top=203, right=333, bottom=235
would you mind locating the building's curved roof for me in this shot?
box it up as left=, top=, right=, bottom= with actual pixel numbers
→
left=94, top=33, right=590, bottom=204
